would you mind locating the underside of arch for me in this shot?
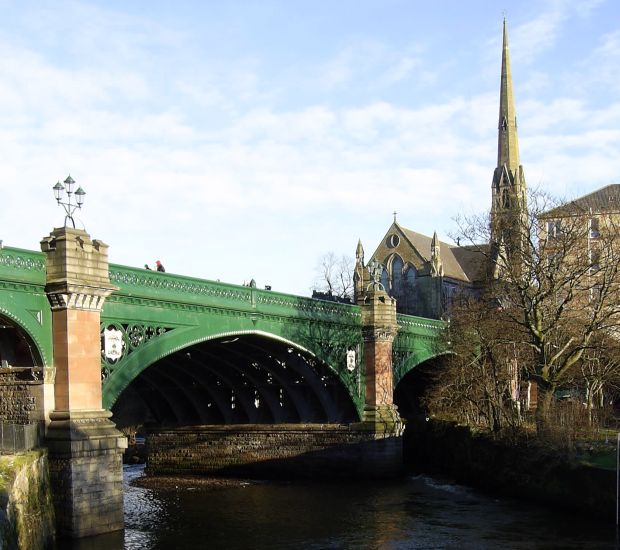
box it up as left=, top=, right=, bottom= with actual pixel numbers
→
left=394, top=355, right=446, bottom=420
left=0, top=312, right=44, bottom=368
left=111, top=332, right=359, bottom=428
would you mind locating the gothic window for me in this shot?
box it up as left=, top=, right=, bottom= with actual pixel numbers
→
left=390, top=255, right=404, bottom=295
left=404, top=264, right=416, bottom=287
left=501, top=189, right=510, bottom=208
left=443, top=283, right=457, bottom=310
left=380, top=268, right=390, bottom=292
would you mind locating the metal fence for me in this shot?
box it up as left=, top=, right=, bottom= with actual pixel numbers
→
left=0, top=422, right=40, bottom=454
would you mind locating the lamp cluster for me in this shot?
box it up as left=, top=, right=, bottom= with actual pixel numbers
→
left=53, top=175, right=86, bottom=228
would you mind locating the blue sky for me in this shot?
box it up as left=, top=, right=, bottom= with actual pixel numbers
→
left=1, top=0, right=619, bottom=295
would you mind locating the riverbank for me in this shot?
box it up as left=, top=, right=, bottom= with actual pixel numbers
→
left=405, top=418, right=616, bottom=521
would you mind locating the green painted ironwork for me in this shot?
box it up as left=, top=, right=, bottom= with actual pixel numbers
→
left=101, top=265, right=365, bottom=412
left=394, top=314, right=445, bottom=385
left=0, top=246, right=445, bottom=418
left=0, top=247, right=51, bottom=368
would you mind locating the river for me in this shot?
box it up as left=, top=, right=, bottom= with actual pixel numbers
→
left=56, top=464, right=618, bottom=549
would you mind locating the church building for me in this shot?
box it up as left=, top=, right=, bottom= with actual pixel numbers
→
left=354, top=20, right=525, bottom=319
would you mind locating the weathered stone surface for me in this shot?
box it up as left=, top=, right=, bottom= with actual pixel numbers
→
left=0, top=368, right=43, bottom=425
left=0, top=450, right=55, bottom=550
left=359, top=287, right=403, bottom=434
left=147, top=424, right=403, bottom=479
left=46, top=411, right=126, bottom=538
left=40, top=226, right=126, bottom=539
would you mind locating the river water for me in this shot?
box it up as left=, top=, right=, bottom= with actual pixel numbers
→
left=57, top=464, right=618, bottom=550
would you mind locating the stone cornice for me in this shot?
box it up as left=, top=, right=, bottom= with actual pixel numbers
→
left=46, top=283, right=117, bottom=312
left=47, top=291, right=109, bottom=312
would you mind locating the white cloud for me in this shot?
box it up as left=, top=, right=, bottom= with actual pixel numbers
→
left=0, top=0, right=617, bottom=295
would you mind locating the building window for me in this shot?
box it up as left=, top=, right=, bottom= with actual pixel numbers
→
left=386, top=234, right=400, bottom=248
left=404, top=264, right=416, bottom=286
left=391, top=255, right=403, bottom=292
left=547, top=220, right=561, bottom=239
left=590, top=217, right=600, bottom=238
left=590, top=249, right=600, bottom=272
left=502, top=189, right=510, bottom=208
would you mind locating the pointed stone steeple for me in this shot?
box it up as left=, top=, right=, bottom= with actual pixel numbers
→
left=354, top=238, right=367, bottom=305
left=356, top=238, right=365, bottom=264
left=430, top=231, right=444, bottom=277
left=497, top=18, right=520, bottom=173
left=490, top=19, right=527, bottom=263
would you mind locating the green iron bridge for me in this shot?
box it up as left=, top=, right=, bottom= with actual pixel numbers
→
left=0, top=245, right=444, bottom=428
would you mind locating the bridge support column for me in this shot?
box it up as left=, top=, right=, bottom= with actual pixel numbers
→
left=357, top=287, right=403, bottom=435
left=40, top=227, right=126, bottom=538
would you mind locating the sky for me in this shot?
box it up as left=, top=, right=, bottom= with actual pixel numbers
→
left=1, top=0, right=619, bottom=296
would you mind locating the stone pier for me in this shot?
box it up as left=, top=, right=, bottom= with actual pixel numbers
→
left=40, top=227, right=126, bottom=538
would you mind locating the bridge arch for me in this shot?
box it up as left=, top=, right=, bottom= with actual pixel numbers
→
left=394, top=352, right=450, bottom=420
left=107, top=329, right=360, bottom=429
left=0, top=309, right=46, bottom=368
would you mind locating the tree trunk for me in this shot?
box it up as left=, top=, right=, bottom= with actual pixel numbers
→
left=535, top=386, right=554, bottom=435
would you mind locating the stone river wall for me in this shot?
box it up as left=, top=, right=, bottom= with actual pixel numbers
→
left=147, top=424, right=403, bottom=478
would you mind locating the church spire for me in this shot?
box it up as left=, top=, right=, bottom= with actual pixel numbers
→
left=356, top=238, right=364, bottom=263
left=430, top=231, right=443, bottom=277
left=497, top=17, right=520, bottom=172
left=491, top=19, right=527, bottom=249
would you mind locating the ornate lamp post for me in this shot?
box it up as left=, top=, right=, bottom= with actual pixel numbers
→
left=52, top=175, right=86, bottom=228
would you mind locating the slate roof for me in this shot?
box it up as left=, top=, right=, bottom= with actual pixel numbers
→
left=397, top=226, right=486, bottom=283
left=543, top=184, right=620, bottom=217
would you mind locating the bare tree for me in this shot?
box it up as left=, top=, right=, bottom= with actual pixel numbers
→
left=424, top=294, right=524, bottom=433
left=453, top=189, right=620, bottom=434
left=574, top=336, right=620, bottom=426
left=312, top=252, right=354, bottom=302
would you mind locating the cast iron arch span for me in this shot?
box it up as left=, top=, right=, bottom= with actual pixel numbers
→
left=394, top=356, right=447, bottom=421
left=108, top=331, right=359, bottom=427
left=0, top=311, right=45, bottom=368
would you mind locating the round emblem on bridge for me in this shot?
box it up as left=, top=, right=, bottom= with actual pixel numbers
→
left=386, top=234, right=400, bottom=248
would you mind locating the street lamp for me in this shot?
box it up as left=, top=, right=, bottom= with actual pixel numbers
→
left=52, top=175, right=86, bottom=228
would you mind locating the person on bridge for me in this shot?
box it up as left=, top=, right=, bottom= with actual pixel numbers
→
left=144, top=264, right=151, bottom=270
left=155, top=260, right=165, bottom=273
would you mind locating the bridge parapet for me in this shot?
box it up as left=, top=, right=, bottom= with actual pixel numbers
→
left=108, top=264, right=361, bottom=324
left=0, top=246, right=46, bottom=287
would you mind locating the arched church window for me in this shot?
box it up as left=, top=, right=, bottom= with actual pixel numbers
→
left=502, top=189, right=510, bottom=208
left=404, top=264, right=416, bottom=288
left=380, top=268, right=390, bottom=291
left=391, top=255, right=404, bottom=293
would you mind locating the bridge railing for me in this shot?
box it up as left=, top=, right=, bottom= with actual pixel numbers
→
left=107, top=263, right=362, bottom=324
left=0, top=246, right=46, bottom=286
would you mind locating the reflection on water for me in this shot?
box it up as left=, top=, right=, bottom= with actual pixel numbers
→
left=56, top=464, right=619, bottom=550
